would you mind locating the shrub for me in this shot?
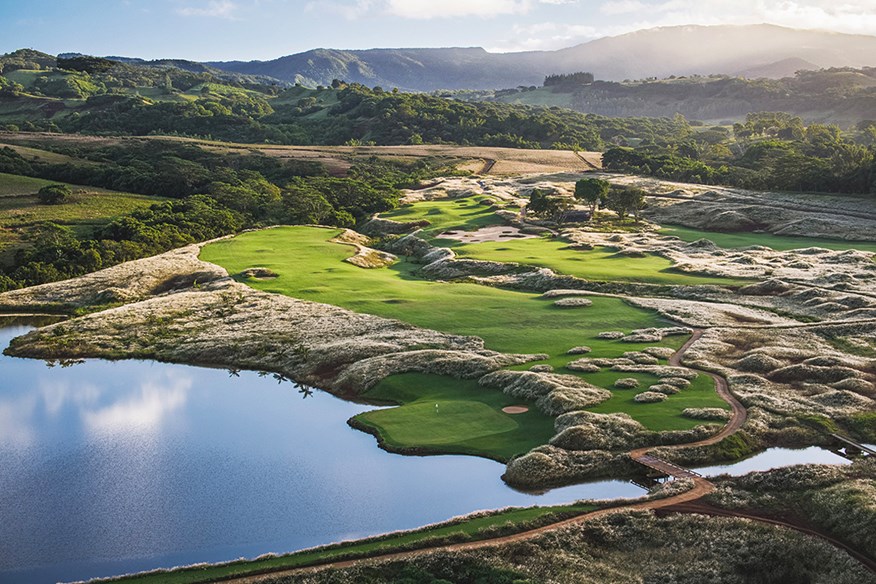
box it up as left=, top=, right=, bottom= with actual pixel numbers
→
left=614, top=378, right=640, bottom=389
left=634, top=391, right=667, bottom=403
left=37, top=184, right=73, bottom=205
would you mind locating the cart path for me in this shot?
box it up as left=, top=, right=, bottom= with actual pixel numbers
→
left=211, top=330, right=872, bottom=583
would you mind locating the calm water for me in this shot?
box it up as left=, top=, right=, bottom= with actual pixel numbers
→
left=1, top=322, right=858, bottom=584
left=694, top=446, right=852, bottom=476
left=0, top=323, right=641, bottom=584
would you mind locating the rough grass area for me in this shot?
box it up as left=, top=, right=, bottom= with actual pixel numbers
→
left=379, top=195, right=505, bottom=236
left=661, top=225, right=876, bottom=253
left=451, top=237, right=746, bottom=286
left=0, top=174, right=162, bottom=218
left=0, top=172, right=57, bottom=196
left=355, top=373, right=557, bottom=461
left=584, top=372, right=727, bottom=431
left=99, top=503, right=596, bottom=584
left=200, top=226, right=680, bottom=359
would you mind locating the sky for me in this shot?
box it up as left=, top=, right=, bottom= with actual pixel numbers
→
left=3, top=0, right=876, bottom=61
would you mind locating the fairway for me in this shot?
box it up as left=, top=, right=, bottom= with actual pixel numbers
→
left=382, top=197, right=745, bottom=285
left=660, top=225, right=876, bottom=253
left=379, top=195, right=506, bottom=236
left=201, top=226, right=722, bottom=458
left=200, top=226, right=681, bottom=359
left=450, top=237, right=746, bottom=286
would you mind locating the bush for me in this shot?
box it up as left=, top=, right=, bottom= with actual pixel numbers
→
left=37, top=184, right=73, bottom=205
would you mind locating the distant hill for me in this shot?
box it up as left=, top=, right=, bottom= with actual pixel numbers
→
left=207, top=24, right=876, bottom=90
left=734, top=57, right=819, bottom=79
left=460, top=68, right=876, bottom=124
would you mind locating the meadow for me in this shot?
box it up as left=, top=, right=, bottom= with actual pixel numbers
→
left=0, top=172, right=163, bottom=264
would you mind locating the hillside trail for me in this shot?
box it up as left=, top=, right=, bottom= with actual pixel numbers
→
left=218, top=330, right=872, bottom=583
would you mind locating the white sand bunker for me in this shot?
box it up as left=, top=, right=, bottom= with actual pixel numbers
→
left=438, top=225, right=537, bottom=243
left=502, top=405, right=530, bottom=414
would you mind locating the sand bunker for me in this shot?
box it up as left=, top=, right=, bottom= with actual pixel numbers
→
left=502, top=405, right=530, bottom=414
left=438, top=225, right=537, bottom=243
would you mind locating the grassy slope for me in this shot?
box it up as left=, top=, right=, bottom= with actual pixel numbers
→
left=105, top=503, right=596, bottom=584
left=0, top=173, right=161, bottom=227
left=661, top=225, right=876, bottom=253
left=584, top=371, right=726, bottom=430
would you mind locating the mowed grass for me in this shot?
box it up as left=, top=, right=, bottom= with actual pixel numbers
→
left=200, top=226, right=680, bottom=359
left=450, top=237, right=747, bottom=286
left=201, top=226, right=712, bottom=456
left=661, top=225, right=876, bottom=253
left=379, top=195, right=506, bottom=236
left=102, top=503, right=596, bottom=584
left=355, top=374, right=557, bottom=461
left=381, top=197, right=746, bottom=285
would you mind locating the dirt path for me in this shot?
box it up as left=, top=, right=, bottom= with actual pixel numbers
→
left=658, top=502, right=876, bottom=573
left=574, top=150, right=601, bottom=172
left=213, top=330, right=871, bottom=583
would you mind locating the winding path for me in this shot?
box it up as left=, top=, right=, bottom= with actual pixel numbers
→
left=216, top=330, right=872, bottom=583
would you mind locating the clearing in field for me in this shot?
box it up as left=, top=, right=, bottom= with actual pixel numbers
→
left=202, top=226, right=725, bottom=459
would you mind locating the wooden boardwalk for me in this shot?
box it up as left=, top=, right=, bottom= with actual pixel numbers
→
left=830, top=433, right=876, bottom=456
left=634, top=454, right=703, bottom=480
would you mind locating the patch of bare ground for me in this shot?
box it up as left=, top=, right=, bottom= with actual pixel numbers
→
left=437, top=225, right=536, bottom=243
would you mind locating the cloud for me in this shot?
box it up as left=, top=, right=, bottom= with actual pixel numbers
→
left=307, top=0, right=574, bottom=20
left=600, top=0, right=647, bottom=15
left=177, top=0, right=239, bottom=18
left=83, top=376, right=191, bottom=435
left=491, top=21, right=603, bottom=51
left=386, top=0, right=530, bottom=18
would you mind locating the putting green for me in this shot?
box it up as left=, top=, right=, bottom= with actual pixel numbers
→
left=354, top=373, right=557, bottom=461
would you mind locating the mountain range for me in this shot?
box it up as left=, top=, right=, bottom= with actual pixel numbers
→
left=205, top=24, right=876, bottom=91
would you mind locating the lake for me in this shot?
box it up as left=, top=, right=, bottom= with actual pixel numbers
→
left=1, top=320, right=858, bottom=584
left=0, top=322, right=640, bottom=584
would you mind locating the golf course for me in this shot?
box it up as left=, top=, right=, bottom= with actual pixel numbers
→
left=201, top=214, right=730, bottom=461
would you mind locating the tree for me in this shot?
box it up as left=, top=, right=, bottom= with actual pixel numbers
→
left=604, top=186, right=647, bottom=222
left=574, top=177, right=609, bottom=219
left=37, top=184, right=73, bottom=205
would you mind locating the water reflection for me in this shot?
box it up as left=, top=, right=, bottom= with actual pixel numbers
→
left=0, top=324, right=639, bottom=584
left=694, top=446, right=852, bottom=477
